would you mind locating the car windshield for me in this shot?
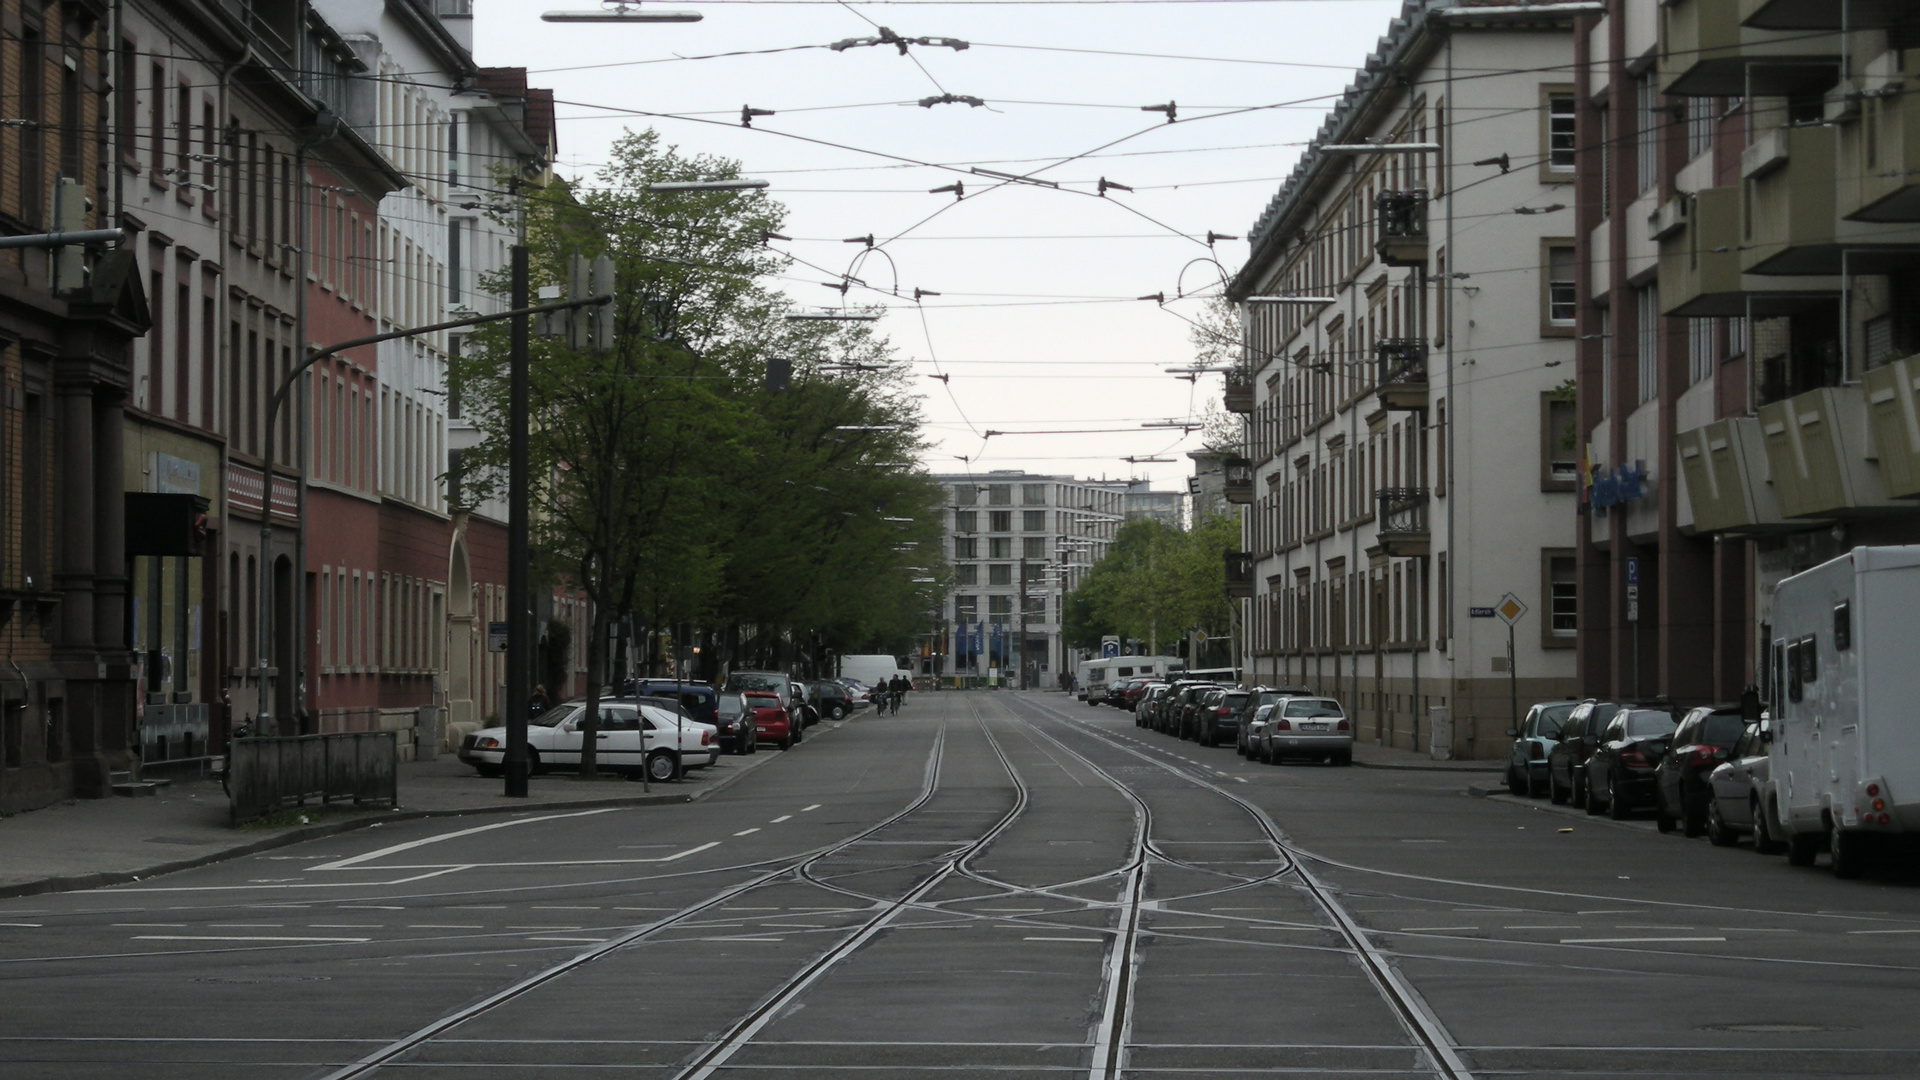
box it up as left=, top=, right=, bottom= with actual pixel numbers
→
left=718, top=693, right=745, bottom=717
left=1223, top=693, right=1249, bottom=710
left=1535, top=703, right=1577, bottom=737
left=1699, top=714, right=1745, bottom=746
left=728, top=674, right=784, bottom=693
left=534, top=703, right=578, bottom=728
left=1624, top=710, right=1678, bottom=738
left=1284, top=699, right=1343, bottom=719
left=743, top=693, right=780, bottom=709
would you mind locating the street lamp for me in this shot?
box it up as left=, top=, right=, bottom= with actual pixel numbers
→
left=543, top=2, right=702, bottom=22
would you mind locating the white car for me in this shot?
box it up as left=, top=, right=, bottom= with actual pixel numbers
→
left=1254, top=697, right=1353, bottom=766
left=458, top=699, right=718, bottom=782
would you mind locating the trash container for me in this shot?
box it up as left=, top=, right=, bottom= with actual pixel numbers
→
left=415, top=705, right=443, bottom=762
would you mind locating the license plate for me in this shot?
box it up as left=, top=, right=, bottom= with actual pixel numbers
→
left=1300, top=722, right=1328, bottom=732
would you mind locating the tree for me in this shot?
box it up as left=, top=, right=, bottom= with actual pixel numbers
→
left=1065, top=514, right=1239, bottom=659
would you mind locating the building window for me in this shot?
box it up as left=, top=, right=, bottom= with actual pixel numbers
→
left=989, top=510, right=1012, bottom=532
left=989, top=564, right=1013, bottom=587
left=989, top=537, right=1012, bottom=559
left=988, top=595, right=1013, bottom=622
left=987, top=484, right=1012, bottom=506
left=956, top=564, right=978, bottom=586
left=1546, top=244, right=1576, bottom=327
left=1635, top=72, right=1659, bottom=195
left=1543, top=393, right=1578, bottom=489
left=1023, top=536, right=1047, bottom=559
left=954, top=595, right=977, bottom=621
left=953, top=484, right=978, bottom=506
left=954, top=536, right=977, bottom=559
left=1637, top=284, right=1659, bottom=404
left=1021, top=483, right=1047, bottom=505
left=1688, top=318, right=1715, bottom=384
left=1544, top=551, right=1577, bottom=644
left=955, top=509, right=977, bottom=532
left=1686, top=96, right=1714, bottom=161
left=1545, top=88, right=1576, bottom=172
left=1022, top=509, right=1045, bottom=531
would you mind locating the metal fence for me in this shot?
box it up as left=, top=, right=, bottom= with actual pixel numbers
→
left=226, top=731, right=399, bottom=823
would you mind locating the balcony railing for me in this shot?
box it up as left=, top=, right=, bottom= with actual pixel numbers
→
left=1224, top=371, right=1254, bottom=414
left=1223, top=456, right=1254, bottom=505
left=1224, top=551, right=1255, bottom=599
left=1375, top=488, right=1431, bottom=556
left=1376, top=339, right=1428, bottom=410
left=1375, top=190, right=1428, bottom=267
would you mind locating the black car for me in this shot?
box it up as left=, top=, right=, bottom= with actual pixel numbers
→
left=1653, top=705, right=1746, bottom=835
left=1163, top=683, right=1219, bottom=737
left=629, top=680, right=730, bottom=747
left=714, top=692, right=760, bottom=754
left=1196, top=689, right=1250, bottom=747
left=1584, top=705, right=1682, bottom=820
left=807, top=679, right=859, bottom=721
left=1546, top=700, right=1621, bottom=807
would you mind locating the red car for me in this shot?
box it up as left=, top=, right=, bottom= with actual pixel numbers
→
left=745, top=690, right=800, bottom=749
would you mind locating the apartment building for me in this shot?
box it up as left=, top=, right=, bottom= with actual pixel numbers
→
left=933, top=471, right=1128, bottom=686
left=1577, top=0, right=1920, bottom=703
left=1227, top=0, right=1583, bottom=758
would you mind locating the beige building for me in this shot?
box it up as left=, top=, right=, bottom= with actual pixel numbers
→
left=1228, top=0, right=1585, bottom=758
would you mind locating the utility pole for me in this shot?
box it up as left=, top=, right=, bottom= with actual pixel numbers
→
left=504, top=245, right=532, bottom=797
left=1017, top=557, right=1028, bottom=690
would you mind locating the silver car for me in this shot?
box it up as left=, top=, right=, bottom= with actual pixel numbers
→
left=1706, top=719, right=1783, bottom=852
left=1255, top=697, right=1352, bottom=766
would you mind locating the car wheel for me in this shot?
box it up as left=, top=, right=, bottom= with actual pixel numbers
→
left=476, top=763, right=502, bottom=779
left=1683, top=788, right=1710, bottom=838
left=780, top=733, right=793, bottom=750
left=1258, top=741, right=1273, bottom=764
left=1655, top=799, right=1677, bottom=833
left=792, top=726, right=803, bottom=745
left=1506, top=766, right=1528, bottom=798
left=1332, top=750, right=1352, bottom=767
left=1753, top=800, right=1786, bottom=855
left=1787, top=829, right=1821, bottom=867
left=1527, top=770, right=1548, bottom=798
left=829, top=704, right=847, bottom=721
left=1549, top=771, right=1569, bottom=805
left=645, top=750, right=677, bottom=783
left=1608, top=777, right=1632, bottom=820
left=1584, top=776, right=1606, bottom=815
left=526, top=747, right=543, bottom=776
left=1706, top=801, right=1738, bottom=847
left=1830, top=819, right=1867, bottom=880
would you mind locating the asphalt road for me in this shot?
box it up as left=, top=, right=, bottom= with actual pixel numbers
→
left=5, top=690, right=1920, bottom=1079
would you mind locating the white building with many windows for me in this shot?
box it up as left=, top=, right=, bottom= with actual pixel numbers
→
left=1227, top=0, right=1581, bottom=758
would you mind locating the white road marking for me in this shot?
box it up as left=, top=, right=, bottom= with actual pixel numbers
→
left=134, top=935, right=370, bottom=943
left=1025, top=935, right=1105, bottom=942
left=702, top=935, right=784, bottom=942
left=310, top=924, right=381, bottom=929
left=1560, top=936, right=1727, bottom=944
left=308, top=807, right=622, bottom=871
left=771, top=815, right=792, bottom=823
left=525, top=936, right=609, bottom=943
left=508, top=926, right=578, bottom=931
left=1578, top=909, right=1646, bottom=914
left=0, top=923, right=43, bottom=928
left=347, top=841, right=723, bottom=871
left=530, top=906, right=600, bottom=911
left=1398, top=926, right=1479, bottom=932
left=111, top=923, right=184, bottom=928
left=338, top=905, right=404, bottom=911
left=734, top=828, right=761, bottom=836
left=1850, top=929, right=1920, bottom=935
left=801, top=804, right=821, bottom=811
left=208, top=923, right=283, bottom=929
left=407, top=925, right=481, bottom=929
left=1505, top=925, right=1581, bottom=930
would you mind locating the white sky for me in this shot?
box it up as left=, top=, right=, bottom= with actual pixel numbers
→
left=475, top=0, right=1403, bottom=492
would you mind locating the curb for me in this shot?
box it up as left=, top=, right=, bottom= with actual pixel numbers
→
left=1353, top=758, right=1503, bottom=774
left=0, top=719, right=841, bottom=901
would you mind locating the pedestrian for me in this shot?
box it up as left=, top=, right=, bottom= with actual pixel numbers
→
left=529, top=684, right=551, bottom=717
left=888, top=674, right=907, bottom=714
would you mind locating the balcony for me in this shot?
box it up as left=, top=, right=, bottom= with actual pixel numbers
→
left=1658, top=187, right=1835, bottom=316
left=1376, top=339, right=1428, bottom=410
left=1659, top=0, right=1840, bottom=97
left=1374, top=190, right=1428, bottom=268
left=1840, top=56, right=1920, bottom=221
left=1864, top=355, right=1920, bottom=499
left=1676, top=418, right=1791, bottom=534
left=1224, top=372, right=1254, bottom=414
left=1375, top=488, right=1430, bottom=557
left=1741, top=0, right=1906, bottom=30
left=1758, top=385, right=1904, bottom=518
left=1224, top=551, right=1255, bottom=599
left=1223, top=456, right=1254, bottom=505
left=1741, top=126, right=1839, bottom=275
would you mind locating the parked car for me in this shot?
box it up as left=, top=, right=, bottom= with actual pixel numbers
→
left=1170, top=684, right=1220, bottom=739
left=1196, top=689, right=1250, bottom=747
left=1240, top=703, right=1278, bottom=757
left=1546, top=700, right=1622, bottom=806
left=1706, top=719, right=1783, bottom=852
left=1137, top=684, right=1172, bottom=727
left=457, top=698, right=717, bottom=782
left=1119, top=679, right=1161, bottom=712
left=807, top=679, right=860, bottom=721
left=1653, top=705, right=1747, bottom=835
left=1584, top=705, right=1682, bottom=820
left=1504, top=700, right=1580, bottom=797
left=1255, top=696, right=1352, bottom=765
left=713, top=692, right=760, bottom=755
left=788, top=682, right=822, bottom=728
left=1236, top=687, right=1310, bottom=756
left=743, top=690, right=799, bottom=749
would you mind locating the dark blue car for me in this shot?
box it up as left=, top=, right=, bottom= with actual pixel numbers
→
left=628, top=680, right=741, bottom=752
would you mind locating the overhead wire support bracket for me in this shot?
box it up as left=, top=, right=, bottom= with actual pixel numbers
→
left=928, top=182, right=964, bottom=201
left=741, top=106, right=775, bottom=127
left=919, top=93, right=985, bottom=108
left=830, top=27, right=969, bottom=53
left=1141, top=101, right=1176, bottom=123
left=1097, top=177, right=1133, bottom=197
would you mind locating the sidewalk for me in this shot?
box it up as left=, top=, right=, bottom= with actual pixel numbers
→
left=1349, top=740, right=1503, bottom=773
left=0, top=722, right=826, bottom=899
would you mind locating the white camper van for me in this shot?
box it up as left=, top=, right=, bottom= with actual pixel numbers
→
left=840, top=654, right=911, bottom=691
left=1765, top=546, right=1920, bottom=877
left=1077, top=656, right=1184, bottom=704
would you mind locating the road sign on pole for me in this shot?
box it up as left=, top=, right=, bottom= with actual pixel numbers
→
left=1495, top=593, right=1528, bottom=626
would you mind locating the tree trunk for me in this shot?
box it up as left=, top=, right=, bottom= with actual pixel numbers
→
left=580, top=604, right=608, bottom=779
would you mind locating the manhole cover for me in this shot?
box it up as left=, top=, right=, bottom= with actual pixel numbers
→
left=1705, top=1023, right=1835, bottom=1034
left=193, top=975, right=332, bottom=984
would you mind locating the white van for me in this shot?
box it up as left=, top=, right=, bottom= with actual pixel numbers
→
left=840, top=654, right=911, bottom=691
left=1078, top=656, right=1185, bottom=704
left=1765, top=546, right=1920, bottom=877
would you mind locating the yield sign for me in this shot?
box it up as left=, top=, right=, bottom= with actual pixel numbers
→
left=1495, top=592, right=1528, bottom=626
